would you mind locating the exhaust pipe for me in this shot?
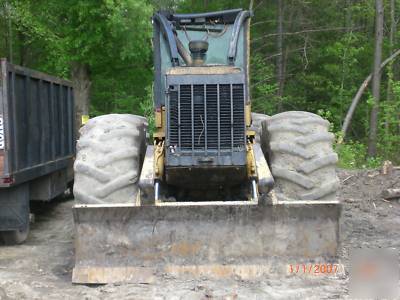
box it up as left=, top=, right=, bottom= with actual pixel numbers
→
left=189, top=40, right=208, bottom=66
left=174, top=35, right=209, bottom=67
left=175, top=36, right=193, bottom=66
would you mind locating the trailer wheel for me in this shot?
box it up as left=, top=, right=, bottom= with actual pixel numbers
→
left=262, top=111, right=339, bottom=201
left=0, top=226, right=29, bottom=245
left=73, top=114, right=147, bottom=204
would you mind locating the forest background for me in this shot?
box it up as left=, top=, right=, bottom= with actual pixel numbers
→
left=0, top=0, right=399, bottom=168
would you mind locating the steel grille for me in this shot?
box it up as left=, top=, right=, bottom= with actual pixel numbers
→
left=169, top=83, right=245, bottom=151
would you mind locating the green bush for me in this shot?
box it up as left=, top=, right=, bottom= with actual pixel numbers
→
left=335, top=139, right=383, bottom=169
left=139, top=85, right=155, bottom=137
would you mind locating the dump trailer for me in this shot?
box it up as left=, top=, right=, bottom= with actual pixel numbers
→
left=0, top=59, right=75, bottom=244
left=72, top=9, right=341, bottom=283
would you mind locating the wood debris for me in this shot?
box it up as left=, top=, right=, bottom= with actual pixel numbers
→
left=382, top=188, right=400, bottom=200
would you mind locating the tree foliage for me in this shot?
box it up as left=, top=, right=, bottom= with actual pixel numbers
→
left=0, top=0, right=399, bottom=165
left=1, top=0, right=153, bottom=115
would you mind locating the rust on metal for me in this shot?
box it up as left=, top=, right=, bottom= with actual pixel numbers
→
left=72, top=200, right=341, bottom=284
left=0, top=151, right=4, bottom=174
left=166, top=66, right=241, bottom=75
left=246, top=142, right=257, bottom=178
left=170, top=241, right=202, bottom=256
left=73, top=267, right=157, bottom=284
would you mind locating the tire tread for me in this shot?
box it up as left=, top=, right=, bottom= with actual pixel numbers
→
left=263, top=111, right=339, bottom=201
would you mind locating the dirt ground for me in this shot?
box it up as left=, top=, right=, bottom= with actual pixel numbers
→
left=0, top=169, right=399, bottom=299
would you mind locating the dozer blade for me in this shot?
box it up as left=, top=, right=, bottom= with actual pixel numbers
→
left=72, top=198, right=341, bottom=284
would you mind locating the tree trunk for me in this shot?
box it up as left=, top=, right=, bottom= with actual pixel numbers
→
left=367, top=0, right=384, bottom=157
left=385, top=0, right=395, bottom=135
left=276, top=0, right=284, bottom=102
left=6, top=0, right=13, bottom=63
left=382, top=188, right=400, bottom=200
left=339, top=0, right=352, bottom=124
left=341, top=49, right=400, bottom=138
left=18, top=31, right=27, bottom=66
left=71, top=62, right=91, bottom=137
left=345, top=0, right=352, bottom=31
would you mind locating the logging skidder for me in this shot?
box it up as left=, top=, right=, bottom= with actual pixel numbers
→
left=72, top=9, right=341, bottom=284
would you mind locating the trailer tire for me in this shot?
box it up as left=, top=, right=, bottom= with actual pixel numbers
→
left=0, top=226, right=29, bottom=245
left=262, top=111, right=339, bottom=201
left=73, top=114, right=147, bottom=204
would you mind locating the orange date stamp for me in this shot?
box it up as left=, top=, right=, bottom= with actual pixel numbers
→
left=288, top=263, right=344, bottom=275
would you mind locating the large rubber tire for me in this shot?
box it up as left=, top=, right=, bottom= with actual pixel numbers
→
left=73, top=114, right=147, bottom=204
left=262, top=111, right=339, bottom=201
left=0, top=225, right=29, bottom=245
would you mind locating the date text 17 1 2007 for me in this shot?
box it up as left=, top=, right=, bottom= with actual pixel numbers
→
left=288, top=264, right=344, bottom=275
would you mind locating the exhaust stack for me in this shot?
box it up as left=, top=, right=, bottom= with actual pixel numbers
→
left=189, top=40, right=209, bottom=66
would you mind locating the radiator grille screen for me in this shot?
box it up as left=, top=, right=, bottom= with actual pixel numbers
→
left=169, top=84, right=245, bottom=151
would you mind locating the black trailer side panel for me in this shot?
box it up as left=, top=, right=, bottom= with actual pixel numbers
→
left=0, top=59, right=75, bottom=186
